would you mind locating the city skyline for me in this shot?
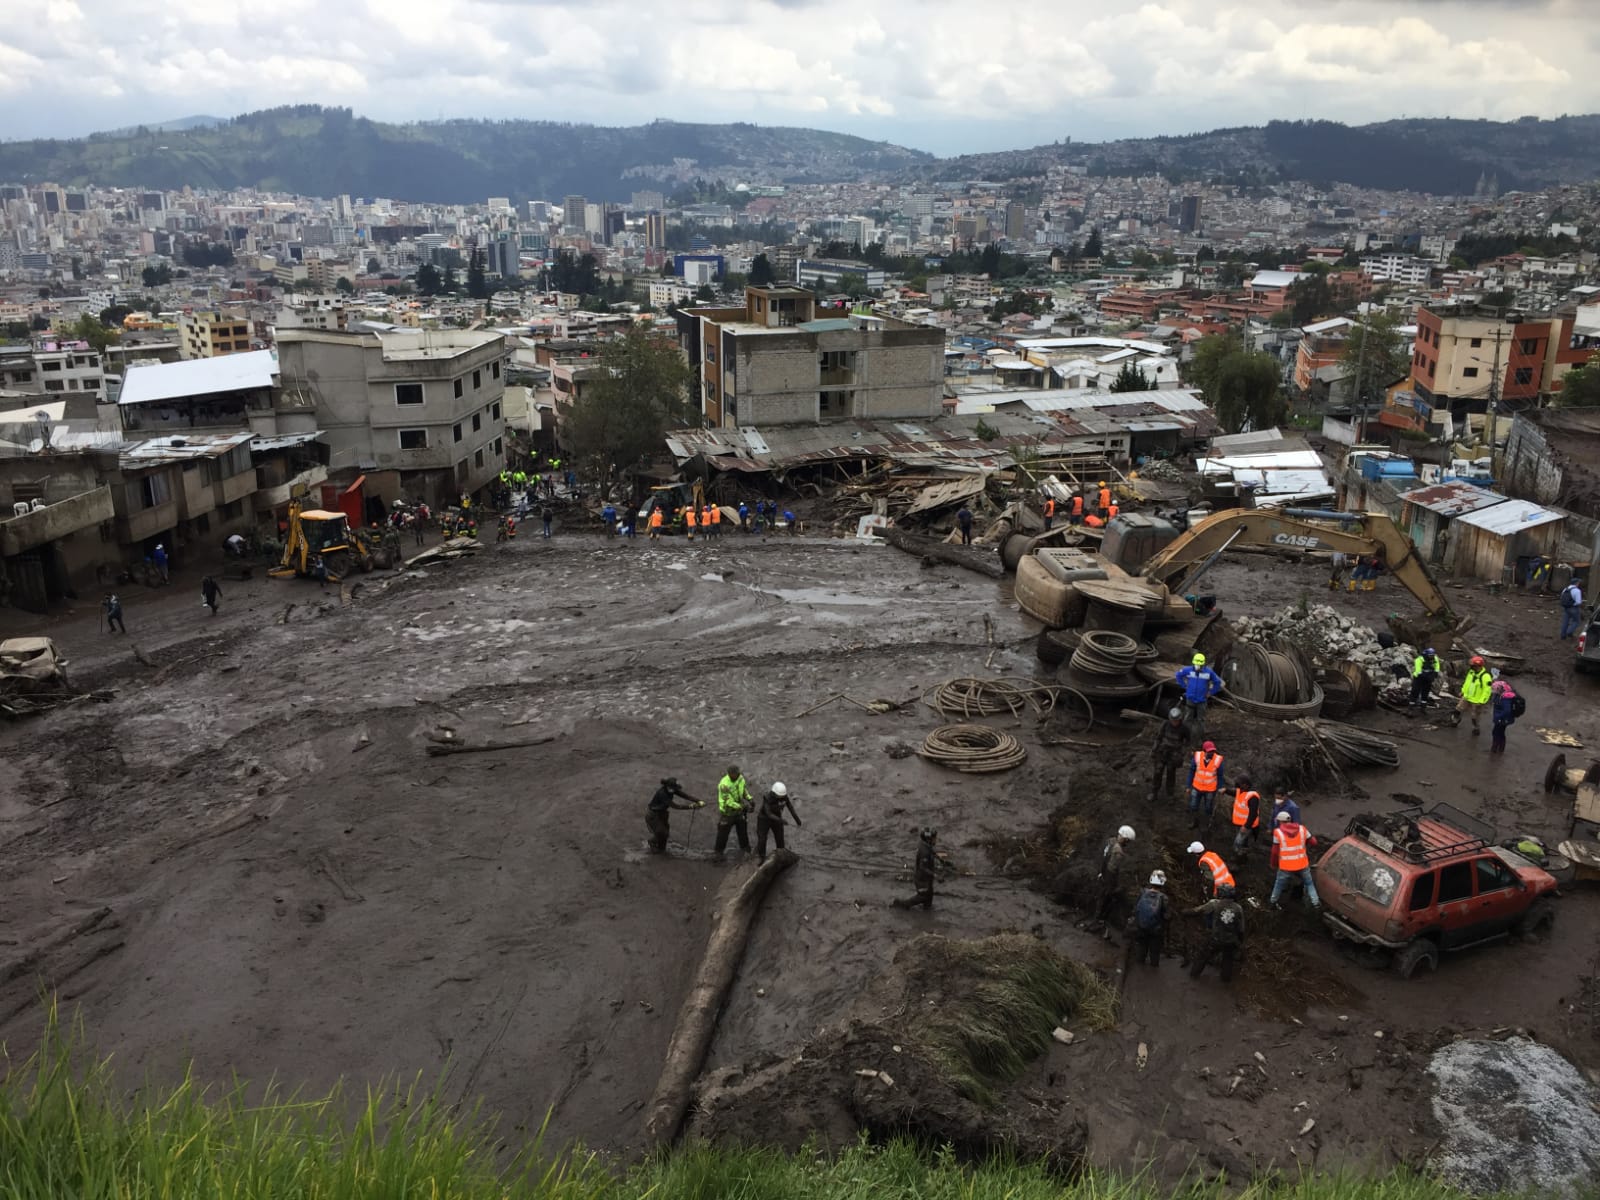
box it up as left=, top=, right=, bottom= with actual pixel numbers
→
left=0, top=0, right=1592, bottom=156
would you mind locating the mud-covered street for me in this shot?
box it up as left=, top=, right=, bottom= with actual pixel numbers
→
left=2, top=530, right=1599, bottom=1182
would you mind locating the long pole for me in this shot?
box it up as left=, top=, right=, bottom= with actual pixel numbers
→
left=1487, top=329, right=1505, bottom=461
left=1353, top=307, right=1370, bottom=441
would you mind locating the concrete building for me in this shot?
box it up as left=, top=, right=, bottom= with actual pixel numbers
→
left=1411, top=304, right=1563, bottom=413
left=179, top=310, right=253, bottom=360
left=795, top=259, right=887, bottom=292
left=1179, top=195, right=1201, bottom=234
left=1362, top=254, right=1433, bottom=287
left=0, top=439, right=117, bottom=612
left=0, top=342, right=106, bottom=403
left=116, top=432, right=259, bottom=552
left=274, top=329, right=507, bottom=503
left=275, top=294, right=348, bottom=333
left=1292, top=317, right=1355, bottom=393
left=681, top=287, right=944, bottom=428
left=112, top=350, right=281, bottom=438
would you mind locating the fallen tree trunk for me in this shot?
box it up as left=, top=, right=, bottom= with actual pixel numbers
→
left=424, top=735, right=557, bottom=757
left=643, top=849, right=797, bottom=1146
left=880, top=527, right=1004, bottom=578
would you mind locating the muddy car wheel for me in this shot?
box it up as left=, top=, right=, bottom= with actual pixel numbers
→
left=1393, top=939, right=1439, bottom=979
left=1515, top=899, right=1555, bottom=941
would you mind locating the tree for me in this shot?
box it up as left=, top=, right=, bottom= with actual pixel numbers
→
left=67, top=313, right=120, bottom=354
left=1186, top=334, right=1282, bottom=433
left=1557, top=353, right=1600, bottom=408
left=1082, top=228, right=1103, bottom=259
left=366, top=256, right=381, bottom=275
left=561, top=327, right=693, bottom=491
left=3, top=321, right=29, bottom=341
left=466, top=249, right=489, bottom=300
left=141, top=263, right=173, bottom=288
left=99, top=305, right=132, bottom=329
left=1340, top=312, right=1410, bottom=408
left=335, top=276, right=355, bottom=294
left=1109, top=362, right=1152, bottom=393
left=442, top=265, right=460, bottom=294
left=694, top=284, right=716, bottom=303
left=415, top=264, right=442, bottom=296
left=979, top=244, right=1002, bottom=278
left=748, top=253, right=775, bottom=286
left=30, top=315, right=49, bottom=331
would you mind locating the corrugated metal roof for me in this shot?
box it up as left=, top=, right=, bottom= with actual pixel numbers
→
left=119, top=431, right=254, bottom=466
left=117, top=349, right=279, bottom=406
left=1454, top=501, right=1565, bottom=536
left=1197, top=451, right=1324, bottom=472
left=250, top=432, right=323, bottom=452
left=1398, top=481, right=1507, bottom=518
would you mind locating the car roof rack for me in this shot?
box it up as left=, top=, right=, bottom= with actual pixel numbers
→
left=1344, top=803, right=1495, bottom=864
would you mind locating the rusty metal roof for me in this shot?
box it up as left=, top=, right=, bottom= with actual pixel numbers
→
left=1399, top=481, right=1507, bottom=518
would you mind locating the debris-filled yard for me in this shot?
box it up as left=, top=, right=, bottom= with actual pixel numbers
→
left=2, top=516, right=1599, bottom=1188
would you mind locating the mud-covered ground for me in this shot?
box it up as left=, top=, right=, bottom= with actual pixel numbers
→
left=2, top=528, right=1598, bottom=1182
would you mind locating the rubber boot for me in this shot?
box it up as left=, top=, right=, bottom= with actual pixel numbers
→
left=1363, top=580, right=1377, bottom=592
left=1347, top=580, right=1357, bottom=593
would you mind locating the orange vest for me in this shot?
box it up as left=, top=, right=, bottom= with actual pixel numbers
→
left=1098, top=487, right=1112, bottom=510
left=1198, top=850, right=1234, bottom=893
left=1084, top=513, right=1104, bottom=527
left=1231, top=788, right=1260, bottom=829
left=1107, top=504, right=1120, bottom=518
left=1044, top=498, right=1056, bottom=517
left=1275, top=825, right=1310, bottom=871
left=1071, top=495, right=1084, bottom=515
left=1192, top=750, right=1223, bottom=792
left=685, top=509, right=698, bottom=527
left=710, top=505, right=721, bottom=524
left=649, top=510, right=663, bottom=528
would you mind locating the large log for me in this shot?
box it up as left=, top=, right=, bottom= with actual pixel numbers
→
left=642, top=849, right=797, bottom=1146
left=880, top=526, right=1005, bottom=578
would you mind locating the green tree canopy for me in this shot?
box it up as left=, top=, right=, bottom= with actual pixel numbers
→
left=415, top=264, right=442, bottom=295
left=748, top=253, right=775, bottom=286
left=466, top=249, right=489, bottom=299
left=67, top=313, right=120, bottom=354
left=1557, top=353, right=1600, bottom=408
left=335, top=276, right=355, bottom=294
left=1109, top=362, right=1152, bottom=393
left=1082, top=228, right=1103, bottom=258
left=1187, top=334, right=1282, bottom=433
left=1339, top=312, right=1411, bottom=406
left=99, top=305, right=132, bottom=329
left=141, top=263, right=173, bottom=288
left=561, top=328, right=693, bottom=491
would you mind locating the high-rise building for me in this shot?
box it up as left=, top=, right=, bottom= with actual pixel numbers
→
left=643, top=212, right=665, bottom=248
left=602, top=206, right=626, bottom=245
left=584, top=203, right=604, bottom=237
left=526, top=200, right=550, bottom=224
left=1179, top=196, right=1202, bottom=234
left=631, top=190, right=665, bottom=212
left=1005, top=202, right=1025, bottom=241
left=562, top=194, right=586, bottom=231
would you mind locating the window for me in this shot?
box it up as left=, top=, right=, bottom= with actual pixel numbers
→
left=1470, top=337, right=1482, bottom=348
left=44, top=380, right=64, bottom=392
left=1317, top=844, right=1399, bottom=907
left=491, top=361, right=500, bottom=379
left=395, top=383, right=424, bottom=405
left=493, top=437, right=503, bottom=456
left=67, top=379, right=79, bottom=390
left=1437, top=862, right=1474, bottom=903
left=1429, top=359, right=1436, bottom=374
left=41, top=360, right=61, bottom=371
left=1520, top=338, right=1539, bottom=355
left=453, top=423, right=463, bottom=443
left=472, top=369, right=481, bottom=389
left=399, top=428, right=428, bottom=449
left=11, top=370, right=31, bottom=383
left=137, top=473, right=171, bottom=509
left=1408, top=872, right=1436, bottom=911
left=1463, top=367, right=1479, bottom=378
left=194, top=513, right=211, bottom=534
left=706, top=346, right=716, bottom=364
left=454, top=378, right=463, bottom=398
left=222, top=500, right=243, bottom=519
left=474, top=448, right=484, bottom=468
left=472, top=413, right=482, bottom=432
left=1474, top=857, right=1514, bottom=894
left=1515, top=367, right=1534, bottom=386
left=491, top=402, right=501, bottom=420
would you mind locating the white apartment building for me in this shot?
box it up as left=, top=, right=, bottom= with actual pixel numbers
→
left=649, top=280, right=699, bottom=310
left=1361, top=254, right=1432, bottom=287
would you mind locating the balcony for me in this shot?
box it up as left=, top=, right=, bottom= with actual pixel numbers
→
left=254, top=464, right=328, bottom=511
left=820, top=368, right=856, bottom=387
left=0, top=487, right=115, bottom=557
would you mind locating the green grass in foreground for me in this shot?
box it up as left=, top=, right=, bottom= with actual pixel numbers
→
left=0, top=1012, right=1494, bottom=1200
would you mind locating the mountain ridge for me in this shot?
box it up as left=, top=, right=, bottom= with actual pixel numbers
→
left=1, top=106, right=1597, bottom=202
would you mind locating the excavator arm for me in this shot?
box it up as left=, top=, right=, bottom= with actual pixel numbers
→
left=1140, top=507, right=1458, bottom=623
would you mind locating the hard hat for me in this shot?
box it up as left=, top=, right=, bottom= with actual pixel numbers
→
left=1117, top=825, right=1136, bottom=841
left=1098, top=480, right=1107, bottom=487
left=1168, top=707, right=1183, bottom=720
left=1192, top=653, right=1206, bottom=666
left=1276, top=811, right=1291, bottom=822
left=1425, top=646, right=1436, bottom=655
left=920, top=826, right=937, bottom=842
left=1470, top=655, right=1485, bottom=666
left=771, top=782, right=788, bottom=797
left=1187, top=841, right=1205, bottom=855
left=1149, top=870, right=1167, bottom=886
left=1218, top=883, right=1237, bottom=899
left=1202, top=740, right=1216, bottom=752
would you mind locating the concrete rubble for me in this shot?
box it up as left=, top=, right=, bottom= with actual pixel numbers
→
left=1232, top=604, right=1418, bottom=683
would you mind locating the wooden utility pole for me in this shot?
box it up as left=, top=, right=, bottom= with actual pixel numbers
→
left=1486, top=328, right=1506, bottom=460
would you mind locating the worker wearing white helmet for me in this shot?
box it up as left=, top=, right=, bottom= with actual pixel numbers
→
left=1129, top=869, right=1171, bottom=967
left=1095, top=824, right=1137, bottom=941
left=755, top=780, right=801, bottom=864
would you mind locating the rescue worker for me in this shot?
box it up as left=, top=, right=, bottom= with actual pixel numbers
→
left=648, top=508, right=664, bottom=540
left=1096, top=481, right=1112, bottom=517
left=602, top=503, right=617, bottom=537
left=755, top=781, right=801, bottom=863
left=1128, top=871, right=1170, bottom=967
left=1095, top=824, right=1136, bottom=939
left=1186, top=883, right=1245, bottom=982
left=783, top=508, right=797, bottom=534
left=1042, top=496, right=1056, bottom=531
left=709, top=503, right=722, bottom=539
left=103, top=592, right=126, bottom=633
left=1106, top=501, right=1119, bottom=520
left=956, top=506, right=974, bottom=545
left=1149, top=707, right=1189, bottom=801
left=892, top=827, right=938, bottom=910
left=684, top=506, right=698, bottom=541
left=646, top=777, right=703, bottom=853
left=200, top=575, right=222, bottom=615
left=713, top=765, right=751, bottom=860
left=1408, top=645, right=1440, bottom=712
left=1269, top=811, right=1321, bottom=910
left=1327, top=551, right=1351, bottom=590
left=541, top=505, right=554, bottom=538
left=738, top=501, right=750, bottom=531
left=152, top=542, right=170, bottom=584
left=1269, top=787, right=1300, bottom=827
left=1187, top=840, right=1235, bottom=898
left=1559, top=578, right=1585, bottom=640
left=1490, top=680, right=1518, bottom=755
left=1069, top=492, right=1085, bottom=526
left=1188, top=740, right=1226, bottom=828
left=1453, top=655, right=1494, bottom=735
left=311, top=554, right=329, bottom=590
left=1228, top=772, right=1262, bottom=860
left=1175, top=652, right=1223, bottom=732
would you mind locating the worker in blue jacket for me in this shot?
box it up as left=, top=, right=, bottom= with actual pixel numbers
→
left=1175, top=652, right=1223, bottom=734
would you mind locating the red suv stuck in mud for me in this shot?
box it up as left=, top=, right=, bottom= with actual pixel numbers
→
left=1313, top=804, right=1558, bottom=978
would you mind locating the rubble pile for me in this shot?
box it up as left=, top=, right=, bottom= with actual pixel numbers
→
left=1135, top=459, right=1185, bottom=483
left=1233, top=605, right=1416, bottom=682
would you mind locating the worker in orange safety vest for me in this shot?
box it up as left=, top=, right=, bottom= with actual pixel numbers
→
left=1043, top=496, right=1057, bottom=530
left=1096, top=482, right=1112, bottom=514
left=684, top=507, right=698, bottom=541
left=1070, top=493, right=1085, bottom=525
left=1187, top=741, right=1226, bottom=829
left=1269, top=812, right=1322, bottom=911
left=1187, top=840, right=1235, bottom=897
left=1229, top=773, right=1262, bottom=860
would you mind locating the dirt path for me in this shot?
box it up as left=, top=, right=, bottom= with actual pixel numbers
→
left=1, top=534, right=1595, bottom=1176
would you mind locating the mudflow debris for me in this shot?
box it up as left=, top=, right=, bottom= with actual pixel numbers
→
left=1233, top=604, right=1416, bottom=681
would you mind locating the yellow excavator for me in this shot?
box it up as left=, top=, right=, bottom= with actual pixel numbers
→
left=269, top=501, right=373, bottom=582
left=1102, top=506, right=1468, bottom=640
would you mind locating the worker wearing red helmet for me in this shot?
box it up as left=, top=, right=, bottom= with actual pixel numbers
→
left=1453, top=655, right=1495, bottom=735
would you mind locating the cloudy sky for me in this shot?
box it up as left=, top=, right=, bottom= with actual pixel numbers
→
left=0, top=0, right=1590, bottom=153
